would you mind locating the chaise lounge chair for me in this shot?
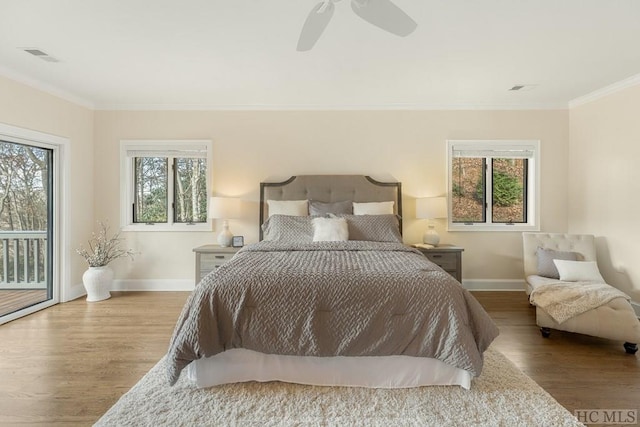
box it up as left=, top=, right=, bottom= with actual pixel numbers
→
left=522, top=232, right=640, bottom=354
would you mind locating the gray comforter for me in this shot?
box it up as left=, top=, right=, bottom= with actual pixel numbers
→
left=167, top=241, right=499, bottom=385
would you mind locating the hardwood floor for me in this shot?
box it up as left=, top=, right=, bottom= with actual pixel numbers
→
left=0, top=291, right=638, bottom=425
left=0, top=292, right=189, bottom=426
left=474, top=292, right=640, bottom=415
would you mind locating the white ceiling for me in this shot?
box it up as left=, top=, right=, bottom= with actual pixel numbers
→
left=1, top=0, right=639, bottom=110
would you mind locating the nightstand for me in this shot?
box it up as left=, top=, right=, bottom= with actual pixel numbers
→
left=193, top=245, right=240, bottom=283
left=413, top=244, right=464, bottom=282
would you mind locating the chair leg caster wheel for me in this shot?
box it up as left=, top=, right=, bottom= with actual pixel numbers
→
left=540, top=327, right=551, bottom=338
left=624, top=342, right=638, bottom=354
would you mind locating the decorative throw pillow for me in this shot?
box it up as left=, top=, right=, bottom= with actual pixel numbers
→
left=309, top=200, right=353, bottom=216
left=553, top=260, right=605, bottom=282
left=267, top=200, right=308, bottom=217
left=262, top=215, right=315, bottom=242
left=352, top=201, right=394, bottom=215
left=312, top=217, right=349, bottom=242
left=339, top=214, right=402, bottom=243
left=536, top=247, right=579, bottom=279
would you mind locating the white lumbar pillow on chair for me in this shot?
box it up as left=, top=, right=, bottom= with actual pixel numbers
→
left=553, top=260, right=605, bottom=282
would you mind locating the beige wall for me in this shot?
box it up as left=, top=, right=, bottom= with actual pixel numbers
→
left=10, top=70, right=640, bottom=298
left=569, top=84, right=640, bottom=302
left=95, top=109, right=569, bottom=283
left=0, top=75, right=94, bottom=300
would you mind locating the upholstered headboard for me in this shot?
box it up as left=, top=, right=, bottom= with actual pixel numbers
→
left=259, top=175, right=402, bottom=240
left=522, top=232, right=597, bottom=279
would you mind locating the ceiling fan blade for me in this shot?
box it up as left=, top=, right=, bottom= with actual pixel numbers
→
left=297, top=1, right=336, bottom=52
left=350, top=0, right=417, bottom=37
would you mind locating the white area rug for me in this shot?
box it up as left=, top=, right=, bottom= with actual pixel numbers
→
left=95, top=349, right=583, bottom=426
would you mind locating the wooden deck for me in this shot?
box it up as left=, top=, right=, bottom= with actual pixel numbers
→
left=0, top=289, right=49, bottom=317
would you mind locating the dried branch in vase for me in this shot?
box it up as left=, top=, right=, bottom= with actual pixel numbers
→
left=76, top=222, right=136, bottom=267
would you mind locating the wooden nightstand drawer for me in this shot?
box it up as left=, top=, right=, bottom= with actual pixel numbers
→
left=193, top=245, right=241, bottom=283
left=201, top=252, right=235, bottom=270
left=423, top=252, right=457, bottom=271
left=412, top=245, right=464, bottom=282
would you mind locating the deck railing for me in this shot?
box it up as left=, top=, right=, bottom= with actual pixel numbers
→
left=0, top=231, right=48, bottom=289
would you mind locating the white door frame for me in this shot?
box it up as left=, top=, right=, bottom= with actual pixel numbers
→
left=0, top=122, right=69, bottom=325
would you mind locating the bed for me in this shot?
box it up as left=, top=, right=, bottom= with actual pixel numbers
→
left=167, top=175, right=499, bottom=389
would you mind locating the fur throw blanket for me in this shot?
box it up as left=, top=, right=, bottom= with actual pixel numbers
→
left=529, top=281, right=630, bottom=324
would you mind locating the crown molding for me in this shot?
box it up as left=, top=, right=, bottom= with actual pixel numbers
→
left=94, top=102, right=567, bottom=111
left=569, top=72, right=640, bottom=109
left=0, top=65, right=94, bottom=109
left=0, top=67, right=569, bottom=112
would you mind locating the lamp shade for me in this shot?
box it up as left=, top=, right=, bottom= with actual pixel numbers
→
left=416, top=197, right=447, bottom=219
left=209, top=197, right=241, bottom=219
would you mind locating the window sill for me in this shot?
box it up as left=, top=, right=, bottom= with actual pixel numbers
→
left=448, top=224, right=539, bottom=232
left=122, top=222, right=211, bottom=232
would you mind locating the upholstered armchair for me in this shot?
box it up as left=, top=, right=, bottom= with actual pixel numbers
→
left=522, top=232, right=640, bottom=354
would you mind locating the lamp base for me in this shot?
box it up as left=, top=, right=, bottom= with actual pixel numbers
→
left=423, top=226, right=440, bottom=246
left=217, top=221, right=233, bottom=247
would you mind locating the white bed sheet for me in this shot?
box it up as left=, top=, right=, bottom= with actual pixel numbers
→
left=186, top=348, right=473, bottom=390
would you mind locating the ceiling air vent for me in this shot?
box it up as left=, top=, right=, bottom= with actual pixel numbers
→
left=509, top=84, right=537, bottom=91
left=21, top=48, right=59, bottom=63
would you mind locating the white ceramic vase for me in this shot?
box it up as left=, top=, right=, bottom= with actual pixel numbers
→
left=82, top=266, right=114, bottom=302
left=423, top=225, right=440, bottom=246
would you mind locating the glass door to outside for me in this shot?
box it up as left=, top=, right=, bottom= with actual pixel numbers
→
left=0, top=140, right=53, bottom=321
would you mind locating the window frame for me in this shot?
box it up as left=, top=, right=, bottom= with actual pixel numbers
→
left=446, top=139, right=540, bottom=232
left=120, top=140, right=213, bottom=232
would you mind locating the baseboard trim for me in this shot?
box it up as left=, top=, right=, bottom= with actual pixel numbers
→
left=65, top=283, right=88, bottom=302
left=64, top=280, right=192, bottom=302
left=111, top=279, right=195, bottom=292
left=69, top=278, right=635, bottom=317
left=113, top=279, right=523, bottom=292
left=462, top=279, right=526, bottom=291
left=73, top=278, right=523, bottom=294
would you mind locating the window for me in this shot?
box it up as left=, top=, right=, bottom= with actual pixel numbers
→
left=447, top=140, right=540, bottom=231
left=120, top=140, right=212, bottom=231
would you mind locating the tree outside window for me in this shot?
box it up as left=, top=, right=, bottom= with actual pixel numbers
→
left=447, top=140, right=539, bottom=231
left=121, top=140, right=212, bottom=231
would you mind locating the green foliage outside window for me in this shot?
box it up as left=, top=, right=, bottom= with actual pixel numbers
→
left=134, top=157, right=168, bottom=223
left=174, top=158, right=207, bottom=223
left=134, top=156, right=207, bottom=224
left=492, top=171, right=522, bottom=207
left=474, top=168, right=522, bottom=207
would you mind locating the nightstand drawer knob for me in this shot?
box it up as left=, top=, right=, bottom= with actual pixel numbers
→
left=431, top=254, right=443, bottom=258
left=215, top=255, right=225, bottom=259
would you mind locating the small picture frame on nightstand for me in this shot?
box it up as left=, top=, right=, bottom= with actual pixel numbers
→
left=232, top=236, right=244, bottom=247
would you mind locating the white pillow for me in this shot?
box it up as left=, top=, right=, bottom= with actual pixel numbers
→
left=553, top=260, right=605, bottom=282
left=267, top=200, right=308, bottom=217
left=312, top=217, right=348, bottom=242
left=352, top=201, right=394, bottom=215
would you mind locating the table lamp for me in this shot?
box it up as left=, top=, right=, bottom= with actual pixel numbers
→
left=416, top=196, right=447, bottom=246
left=209, top=197, right=241, bottom=247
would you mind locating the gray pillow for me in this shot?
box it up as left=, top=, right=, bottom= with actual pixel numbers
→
left=338, top=214, right=402, bottom=243
left=537, top=247, right=579, bottom=279
left=309, top=200, right=352, bottom=216
left=262, top=215, right=317, bottom=242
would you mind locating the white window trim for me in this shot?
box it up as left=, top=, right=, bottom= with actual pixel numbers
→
left=446, top=139, right=540, bottom=232
left=120, top=139, right=213, bottom=232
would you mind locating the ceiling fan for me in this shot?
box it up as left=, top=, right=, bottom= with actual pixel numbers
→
left=297, top=0, right=417, bottom=51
